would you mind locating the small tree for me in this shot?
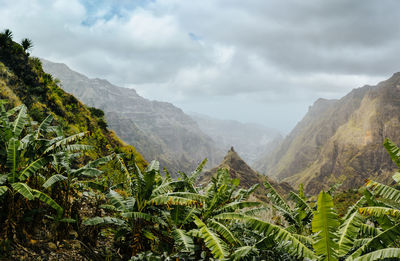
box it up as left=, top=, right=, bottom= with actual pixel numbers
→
left=3, top=29, right=13, bottom=41
left=21, top=38, right=33, bottom=52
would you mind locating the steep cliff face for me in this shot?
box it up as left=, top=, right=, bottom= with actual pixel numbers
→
left=255, top=73, right=400, bottom=194
left=200, top=147, right=292, bottom=200
left=41, top=59, right=223, bottom=174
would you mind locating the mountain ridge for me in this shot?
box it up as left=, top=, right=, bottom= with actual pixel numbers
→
left=255, top=73, right=400, bottom=194
left=41, top=59, right=224, bottom=174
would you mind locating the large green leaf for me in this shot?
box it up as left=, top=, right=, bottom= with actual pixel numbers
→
left=365, top=179, right=400, bottom=203
left=215, top=201, right=262, bottom=214
left=392, top=172, right=400, bottom=184
left=359, top=206, right=400, bottom=218
left=12, top=104, right=27, bottom=137
left=149, top=195, right=201, bottom=207
left=0, top=174, right=8, bottom=185
left=231, top=246, right=259, bottom=260
left=359, top=223, right=381, bottom=237
left=72, top=167, right=102, bottom=177
left=44, top=132, right=88, bottom=154
left=209, top=219, right=241, bottom=246
left=338, top=211, right=363, bottom=257
left=6, top=137, right=19, bottom=182
left=189, top=158, right=208, bottom=183
left=214, top=212, right=316, bottom=260
left=383, top=138, right=400, bottom=169
left=0, top=186, right=8, bottom=196
left=263, top=180, right=295, bottom=224
left=35, top=114, right=54, bottom=139
left=32, top=189, right=63, bottom=217
left=11, top=182, right=34, bottom=200
left=193, top=216, right=228, bottom=260
left=19, top=157, right=47, bottom=181
left=152, top=180, right=187, bottom=196
left=84, top=154, right=114, bottom=168
left=145, top=160, right=159, bottom=173
left=172, top=228, right=194, bottom=252
left=289, top=191, right=313, bottom=214
left=343, top=196, right=366, bottom=220
left=353, top=248, right=400, bottom=261
left=312, top=191, right=340, bottom=261
left=42, top=174, right=68, bottom=189
left=107, top=190, right=127, bottom=211
left=346, top=223, right=400, bottom=260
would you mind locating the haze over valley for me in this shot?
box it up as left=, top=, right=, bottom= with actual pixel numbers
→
left=1, top=1, right=400, bottom=260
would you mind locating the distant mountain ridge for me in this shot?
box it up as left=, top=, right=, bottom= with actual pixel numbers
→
left=190, top=113, right=282, bottom=165
left=41, top=59, right=224, bottom=174
left=255, top=73, right=400, bottom=194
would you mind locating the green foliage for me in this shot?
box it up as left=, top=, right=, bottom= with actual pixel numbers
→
left=3, top=33, right=400, bottom=259
left=312, top=191, right=339, bottom=261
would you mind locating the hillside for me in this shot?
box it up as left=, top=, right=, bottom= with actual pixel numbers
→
left=190, top=113, right=282, bottom=165
left=255, top=73, right=400, bottom=194
left=0, top=33, right=147, bottom=170
left=199, top=147, right=292, bottom=200
left=41, top=59, right=223, bottom=174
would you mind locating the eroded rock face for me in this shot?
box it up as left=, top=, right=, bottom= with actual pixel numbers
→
left=255, top=73, right=400, bottom=194
left=41, top=59, right=223, bottom=174
left=200, top=147, right=292, bottom=200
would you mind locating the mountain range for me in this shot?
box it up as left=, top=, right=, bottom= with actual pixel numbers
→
left=41, top=59, right=282, bottom=175
left=255, top=73, right=400, bottom=194
left=41, top=59, right=224, bottom=174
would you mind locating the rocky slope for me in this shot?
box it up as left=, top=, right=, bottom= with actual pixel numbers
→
left=0, top=37, right=147, bottom=170
left=199, top=147, right=292, bottom=200
left=41, top=59, right=223, bottom=174
left=255, top=73, right=400, bottom=194
left=190, top=113, right=282, bottom=165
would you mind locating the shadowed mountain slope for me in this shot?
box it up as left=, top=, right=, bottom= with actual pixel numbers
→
left=41, top=59, right=223, bottom=174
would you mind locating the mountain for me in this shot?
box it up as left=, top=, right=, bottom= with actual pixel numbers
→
left=0, top=33, right=147, bottom=170
left=190, top=113, right=282, bottom=165
left=199, top=147, right=292, bottom=200
left=41, top=59, right=223, bottom=174
left=255, top=73, right=400, bottom=194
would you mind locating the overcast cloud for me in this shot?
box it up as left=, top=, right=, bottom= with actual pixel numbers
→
left=0, top=0, right=399, bottom=132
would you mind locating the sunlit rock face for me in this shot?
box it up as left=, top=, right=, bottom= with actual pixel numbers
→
left=255, top=73, right=400, bottom=194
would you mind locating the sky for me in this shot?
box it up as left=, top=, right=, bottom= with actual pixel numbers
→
left=1, top=0, right=399, bottom=133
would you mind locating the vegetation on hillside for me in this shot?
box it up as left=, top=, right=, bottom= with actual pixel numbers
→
left=1, top=29, right=400, bottom=260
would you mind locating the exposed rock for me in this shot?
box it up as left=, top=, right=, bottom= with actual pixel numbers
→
left=199, top=147, right=293, bottom=200
left=255, top=73, right=400, bottom=194
left=41, top=59, right=224, bottom=174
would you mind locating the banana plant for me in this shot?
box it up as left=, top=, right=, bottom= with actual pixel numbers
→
left=84, top=160, right=204, bottom=258
left=264, top=180, right=313, bottom=235
left=0, top=102, right=62, bottom=218
left=42, top=152, right=113, bottom=219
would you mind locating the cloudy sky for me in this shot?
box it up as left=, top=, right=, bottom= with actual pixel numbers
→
left=1, top=0, right=399, bottom=132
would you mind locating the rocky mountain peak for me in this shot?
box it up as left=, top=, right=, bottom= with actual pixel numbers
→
left=255, top=73, right=400, bottom=194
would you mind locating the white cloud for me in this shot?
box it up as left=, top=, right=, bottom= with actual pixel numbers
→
left=0, top=0, right=399, bottom=131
